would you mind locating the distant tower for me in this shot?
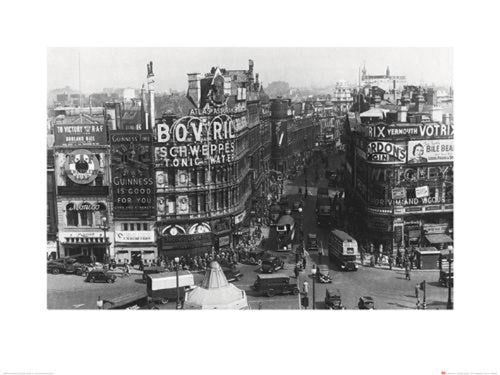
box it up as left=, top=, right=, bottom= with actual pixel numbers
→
left=362, top=62, right=367, bottom=79
left=147, top=61, right=155, bottom=130
left=386, top=66, right=391, bottom=77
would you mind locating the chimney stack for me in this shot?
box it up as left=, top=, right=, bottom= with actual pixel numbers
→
left=417, top=94, right=425, bottom=112
left=442, top=113, right=451, bottom=125
left=397, top=106, right=408, bottom=123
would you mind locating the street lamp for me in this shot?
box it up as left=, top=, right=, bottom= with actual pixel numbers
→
left=447, top=247, right=453, bottom=310
left=311, top=265, right=317, bottom=310
left=174, top=256, right=181, bottom=309
left=99, top=216, right=110, bottom=263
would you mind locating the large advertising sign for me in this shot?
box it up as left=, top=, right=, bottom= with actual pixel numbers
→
left=366, top=141, right=407, bottom=164
left=64, top=149, right=100, bottom=184
left=155, top=115, right=236, bottom=168
left=111, top=131, right=154, bottom=218
left=55, top=124, right=106, bottom=147
left=407, top=140, right=453, bottom=163
left=366, top=123, right=454, bottom=139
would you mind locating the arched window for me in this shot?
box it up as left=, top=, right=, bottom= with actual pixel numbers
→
left=79, top=202, right=93, bottom=226
left=66, top=203, right=79, bottom=226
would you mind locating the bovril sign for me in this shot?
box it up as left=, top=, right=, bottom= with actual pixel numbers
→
left=115, top=231, right=155, bottom=243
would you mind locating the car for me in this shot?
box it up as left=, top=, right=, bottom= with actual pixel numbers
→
left=307, top=233, right=319, bottom=251
left=325, top=288, right=344, bottom=309
left=253, top=274, right=300, bottom=297
left=358, top=296, right=375, bottom=310
left=47, top=258, right=85, bottom=275
left=85, top=269, right=117, bottom=283
left=439, top=270, right=453, bottom=287
left=223, top=267, right=243, bottom=283
left=260, top=256, right=285, bottom=273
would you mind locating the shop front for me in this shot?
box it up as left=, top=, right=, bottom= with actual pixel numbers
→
left=114, top=228, right=156, bottom=265
left=58, top=231, right=113, bottom=262
left=160, top=223, right=214, bottom=257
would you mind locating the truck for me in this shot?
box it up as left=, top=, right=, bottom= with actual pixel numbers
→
left=146, top=271, right=195, bottom=304
left=328, top=229, right=359, bottom=271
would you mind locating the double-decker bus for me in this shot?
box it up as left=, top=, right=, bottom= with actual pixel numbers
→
left=276, top=214, right=295, bottom=251
left=328, top=229, right=358, bottom=271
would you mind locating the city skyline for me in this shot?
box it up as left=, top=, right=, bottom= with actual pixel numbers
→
left=47, top=47, right=453, bottom=94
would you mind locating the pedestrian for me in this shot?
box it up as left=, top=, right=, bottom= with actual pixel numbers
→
left=318, top=246, right=324, bottom=263
left=302, top=256, right=307, bottom=270
left=294, top=265, right=300, bottom=279
left=388, top=254, right=394, bottom=270
left=415, top=284, right=420, bottom=299
left=96, top=296, right=103, bottom=310
left=405, top=265, right=411, bottom=281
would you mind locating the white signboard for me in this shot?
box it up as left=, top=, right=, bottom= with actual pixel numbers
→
left=115, top=231, right=155, bottom=243
left=234, top=210, right=246, bottom=224
left=415, top=186, right=430, bottom=198
left=407, top=140, right=454, bottom=163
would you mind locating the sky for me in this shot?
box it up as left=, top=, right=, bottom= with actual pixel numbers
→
left=47, top=47, right=453, bottom=94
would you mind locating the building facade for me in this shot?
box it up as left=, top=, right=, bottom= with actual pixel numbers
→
left=344, top=107, right=454, bottom=254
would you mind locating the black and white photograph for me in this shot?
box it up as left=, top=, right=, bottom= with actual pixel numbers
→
left=1, top=1, right=499, bottom=375
left=46, top=47, right=455, bottom=311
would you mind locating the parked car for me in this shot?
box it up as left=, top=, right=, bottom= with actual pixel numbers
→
left=253, top=274, right=300, bottom=297
left=85, top=269, right=117, bottom=283
left=261, top=256, right=285, bottom=273
left=47, top=258, right=85, bottom=275
left=358, top=296, right=375, bottom=310
left=325, top=288, right=344, bottom=309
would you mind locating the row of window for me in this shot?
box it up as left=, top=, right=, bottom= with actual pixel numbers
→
left=121, top=223, right=149, bottom=231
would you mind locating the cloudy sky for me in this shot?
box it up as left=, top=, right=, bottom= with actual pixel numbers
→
left=47, top=47, right=453, bottom=93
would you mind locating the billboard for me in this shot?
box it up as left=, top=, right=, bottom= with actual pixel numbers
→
left=155, top=115, right=236, bottom=168
left=54, top=124, right=106, bottom=147
left=407, top=140, right=453, bottom=163
left=366, top=141, right=407, bottom=164
left=366, top=123, right=454, bottom=139
left=110, top=131, right=155, bottom=218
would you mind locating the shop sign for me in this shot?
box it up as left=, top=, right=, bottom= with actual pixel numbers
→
left=415, top=186, right=429, bottom=198
left=115, top=231, right=154, bottom=243
left=366, top=123, right=454, bottom=139
left=369, top=196, right=444, bottom=207
left=57, top=186, right=109, bottom=196
left=155, top=115, right=236, bottom=168
left=423, top=224, right=448, bottom=234
left=394, top=206, right=405, bottom=214
left=407, top=140, right=453, bottom=164
left=111, top=131, right=155, bottom=218
left=188, top=103, right=246, bottom=116
left=59, top=231, right=106, bottom=241
left=219, top=235, right=230, bottom=247
left=424, top=205, right=441, bottom=211
left=64, top=149, right=100, bottom=184
left=367, top=141, right=406, bottom=163
left=405, top=206, right=423, bottom=212
left=392, top=187, right=406, bottom=200
left=162, top=232, right=213, bottom=250
left=67, top=203, right=104, bottom=211
left=234, top=210, right=246, bottom=224
left=444, top=204, right=453, bottom=210
left=55, top=124, right=106, bottom=147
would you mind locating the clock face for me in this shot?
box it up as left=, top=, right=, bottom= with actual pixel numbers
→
left=64, top=149, right=99, bottom=184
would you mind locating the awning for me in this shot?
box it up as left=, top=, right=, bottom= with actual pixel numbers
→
left=426, top=234, right=453, bottom=244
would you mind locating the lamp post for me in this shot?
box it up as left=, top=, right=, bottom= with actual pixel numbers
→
left=303, top=162, right=308, bottom=199
left=311, top=265, right=316, bottom=310
left=99, top=217, right=110, bottom=263
left=447, top=248, right=453, bottom=310
left=174, top=256, right=181, bottom=309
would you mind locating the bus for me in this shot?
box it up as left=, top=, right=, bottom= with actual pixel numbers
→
left=328, top=229, right=358, bottom=271
left=276, top=214, right=295, bottom=251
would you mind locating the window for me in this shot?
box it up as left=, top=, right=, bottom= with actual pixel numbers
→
left=66, top=204, right=79, bottom=226
left=406, top=188, right=416, bottom=199
left=123, top=223, right=128, bottom=231
left=199, top=169, right=205, bottom=185
left=199, top=194, right=206, bottom=213
left=80, top=210, right=93, bottom=226
left=191, top=170, right=197, bottom=185
left=129, top=223, right=135, bottom=231
left=190, top=195, right=198, bottom=213
left=143, top=223, right=148, bottom=231
left=95, top=175, right=103, bottom=186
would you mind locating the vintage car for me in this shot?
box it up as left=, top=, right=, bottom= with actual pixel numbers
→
left=307, top=233, right=319, bottom=251
left=358, top=296, right=375, bottom=310
left=85, top=269, right=117, bottom=283
left=47, top=258, right=85, bottom=275
left=316, top=264, right=332, bottom=283
left=439, top=270, right=454, bottom=287
left=325, top=288, right=344, bottom=309
left=260, top=256, right=285, bottom=273
left=223, top=267, right=243, bottom=282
